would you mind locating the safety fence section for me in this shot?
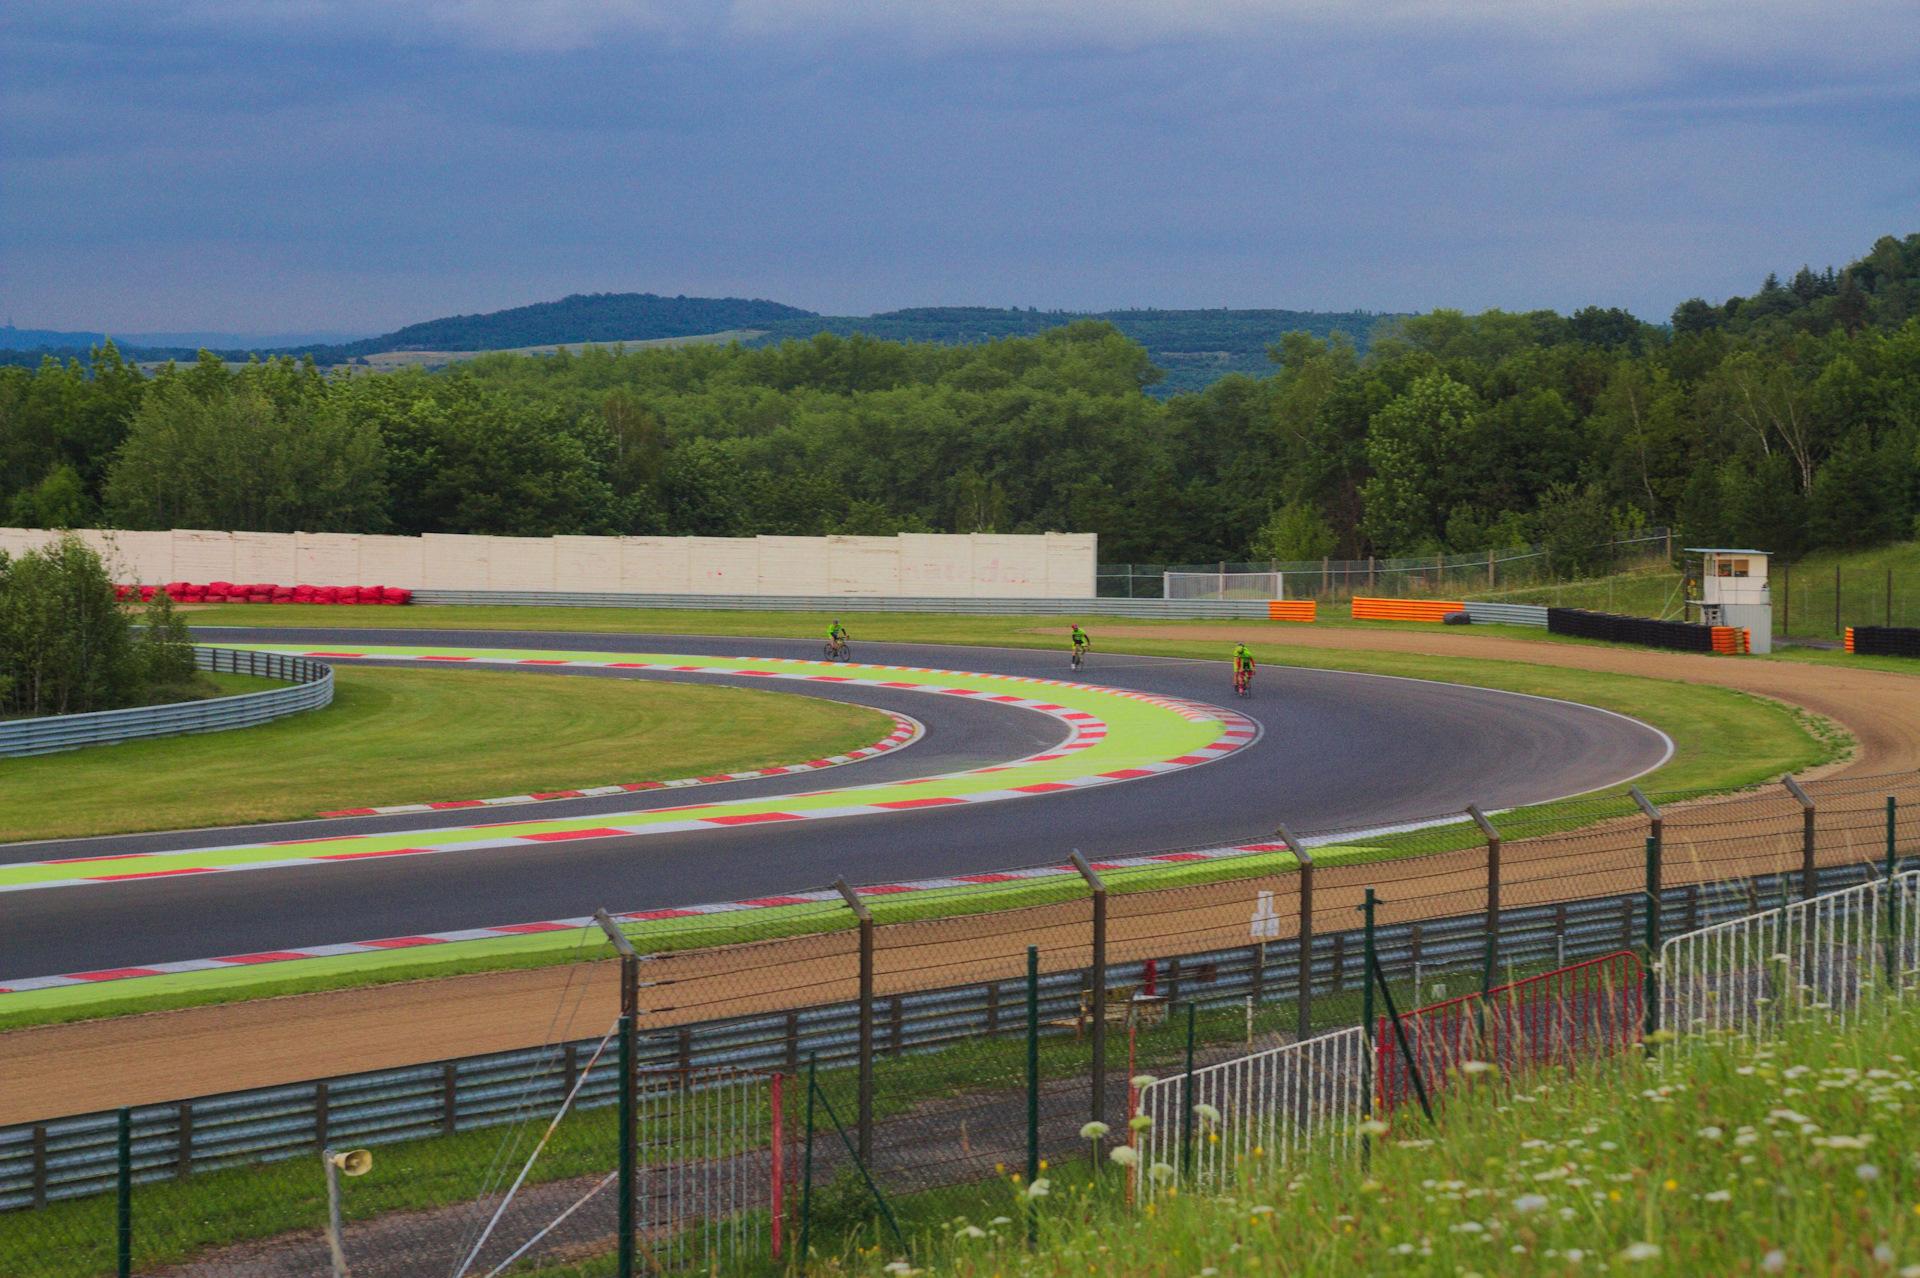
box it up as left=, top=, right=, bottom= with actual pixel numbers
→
left=1375, top=952, right=1643, bottom=1114
left=1660, top=870, right=1920, bottom=1039
left=1350, top=597, right=1463, bottom=622
left=1462, top=601, right=1548, bottom=627
left=1848, top=625, right=1920, bottom=658
left=0, top=647, right=331, bottom=757
left=1134, top=1027, right=1366, bottom=1197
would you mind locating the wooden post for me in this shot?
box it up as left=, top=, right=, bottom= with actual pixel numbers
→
left=176, top=1103, right=193, bottom=1179
left=314, top=1081, right=329, bottom=1150
left=1835, top=564, right=1842, bottom=635
left=442, top=1064, right=458, bottom=1135
left=1487, top=547, right=1495, bottom=591
left=31, top=1125, right=47, bottom=1210
left=1784, top=775, right=1817, bottom=900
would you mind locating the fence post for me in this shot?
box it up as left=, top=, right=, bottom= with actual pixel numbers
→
left=1643, top=836, right=1661, bottom=1041
left=1025, top=944, right=1040, bottom=1195
left=1071, top=852, right=1108, bottom=1124
left=1275, top=823, right=1313, bottom=1040
left=175, top=1103, right=192, bottom=1179
left=1179, top=1002, right=1197, bottom=1180
left=31, top=1125, right=47, bottom=1210
left=616, top=1013, right=635, bottom=1278
left=1835, top=564, right=1842, bottom=635
left=1468, top=805, right=1500, bottom=994
left=798, top=1053, right=818, bottom=1261
left=1359, top=889, right=1377, bottom=1169
left=1784, top=776, right=1816, bottom=900
left=117, top=1107, right=132, bottom=1278
left=1888, top=797, right=1900, bottom=986
left=834, top=877, right=876, bottom=1164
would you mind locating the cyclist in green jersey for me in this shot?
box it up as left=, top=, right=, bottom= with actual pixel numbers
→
left=828, top=619, right=849, bottom=645
left=1232, top=642, right=1254, bottom=673
left=1070, top=625, right=1091, bottom=656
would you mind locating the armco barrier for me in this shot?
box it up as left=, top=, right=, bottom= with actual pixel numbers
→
left=0, top=648, right=332, bottom=758
left=1350, top=596, right=1465, bottom=622
left=0, top=853, right=1890, bottom=1213
left=409, top=590, right=1280, bottom=618
left=1848, top=625, right=1920, bottom=658
left=1268, top=600, right=1316, bottom=621
left=1462, top=601, right=1548, bottom=627
left=1546, top=607, right=1717, bottom=652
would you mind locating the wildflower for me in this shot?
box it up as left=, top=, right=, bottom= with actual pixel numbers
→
left=1564, top=1249, right=1586, bottom=1264
left=1026, top=1178, right=1051, bottom=1198
left=990, top=1216, right=1012, bottom=1225
left=1108, top=1147, right=1139, bottom=1167
left=1698, top=1126, right=1723, bottom=1140
left=1359, top=1119, right=1390, bottom=1136
left=1874, top=1245, right=1894, bottom=1265
left=1192, top=1102, right=1221, bottom=1127
left=1704, top=1190, right=1732, bottom=1203
left=1131, top=1074, right=1157, bottom=1089
left=1080, top=1121, right=1110, bottom=1141
left=1513, top=1194, right=1548, bottom=1214
left=1461, top=1060, right=1497, bottom=1077
left=1148, top=1162, right=1176, bottom=1185
left=1129, top=1115, right=1154, bottom=1132
left=1761, top=1251, right=1787, bottom=1273
left=956, top=1225, right=986, bottom=1239
left=1250, top=1205, right=1273, bottom=1216
left=1620, top=1242, right=1661, bottom=1262
left=1663, top=1178, right=1679, bottom=1192
left=1857, top=1164, right=1881, bottom=1182
left=1646, top=1029, right=1677, bottom=1044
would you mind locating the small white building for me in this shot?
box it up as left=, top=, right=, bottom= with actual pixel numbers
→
left=1685, top=548, right=1772, bottom=654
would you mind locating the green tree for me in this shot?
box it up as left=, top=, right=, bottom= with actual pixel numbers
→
left=1360, top=372, right=1479, bottom=553
left=0, top=534, right=138, bottom=716
left=1250, top=501, right=1338, bottom=561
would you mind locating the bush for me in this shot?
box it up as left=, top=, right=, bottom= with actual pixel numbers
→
left=0, top=534, right=197, bottom=717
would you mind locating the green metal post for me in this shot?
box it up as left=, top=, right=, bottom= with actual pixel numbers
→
left=617, top=1014, right=634, bottom=1278
left=116, top=1107, right=132, bottom=1278
left=1644, top=835, right=1661, bottom=1041
left=1360, top=890, right=1377, bottom=1169
left=798, top=1054, right=818, bottom=1261
left=1888, top=797, right=1900, bottom=986
left=1179, top=1002, right=1197, bottom=1180
left=1025, top=945, right=1040, bottom=1187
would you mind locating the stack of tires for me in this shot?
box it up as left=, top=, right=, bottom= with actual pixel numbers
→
left=116, top=582, right=413, bottom=605
left=1545, top=608, right=1716, bottom=653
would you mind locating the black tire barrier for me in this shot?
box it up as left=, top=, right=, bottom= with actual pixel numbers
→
left=1546, top=608, right=1716, bottom=653
left=1442, top=611, right=1471, bottom=625
left=1850, top=626, right=1920, bottom=658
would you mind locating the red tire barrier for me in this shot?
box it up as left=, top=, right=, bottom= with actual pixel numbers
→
left=115, top=582, right=412, bottom=606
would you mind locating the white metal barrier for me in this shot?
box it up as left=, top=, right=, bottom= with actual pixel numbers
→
left=1659, top=870, right=1920, bottom=1039
left=1134, top=1027, right=1365, bottom=1196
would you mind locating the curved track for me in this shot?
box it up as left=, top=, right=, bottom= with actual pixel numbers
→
left=0, top=628, right=1670, bottom=986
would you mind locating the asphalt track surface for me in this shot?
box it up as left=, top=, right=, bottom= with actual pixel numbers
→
left=0, top=627, right=1672, bottom=983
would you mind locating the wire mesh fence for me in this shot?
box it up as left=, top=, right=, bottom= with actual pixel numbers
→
left=1096, top=531, right=1672, bottom=601
left=4, top=765, right=1918, bottom=1275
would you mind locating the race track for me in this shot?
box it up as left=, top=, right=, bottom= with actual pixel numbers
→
left=0, top=628, right=1672, bottom=988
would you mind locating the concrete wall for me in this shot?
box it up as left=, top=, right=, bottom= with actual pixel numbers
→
left=0, top=529, right=1099, bottom=598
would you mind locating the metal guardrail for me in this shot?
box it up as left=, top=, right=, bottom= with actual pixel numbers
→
left=0, top=648, right=332, bottom=758
left=1463, top=601, right=1549, bottom=627
left=1, top=856, right=1889, bottom=1212
left=410, top=590, right=1277, bottom=618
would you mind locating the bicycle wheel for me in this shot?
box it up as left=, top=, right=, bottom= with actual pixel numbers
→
left=823, top=643, right=836, bottom=661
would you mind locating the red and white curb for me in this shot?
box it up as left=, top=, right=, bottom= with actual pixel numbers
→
left=317, top=711, right=924, bottom=818
left=0, top=839, right=1295, bottom=994
left=0, top=656, right=1257, bottom=895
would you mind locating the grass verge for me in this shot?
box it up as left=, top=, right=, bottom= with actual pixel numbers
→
left=0, top=665, right=886, bottom=843
left=805, top=1003, right=1920, bottom=1278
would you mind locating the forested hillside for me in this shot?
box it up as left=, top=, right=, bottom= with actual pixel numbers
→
left=1, top=233, right=1915, bottom=567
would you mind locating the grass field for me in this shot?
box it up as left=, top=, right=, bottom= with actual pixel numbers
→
left=0, top=665, right=887, bottom=843
left=806, top=1004, right=1920, bottom=1278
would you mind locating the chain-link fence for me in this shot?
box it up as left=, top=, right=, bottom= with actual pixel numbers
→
left=1096, top=530, right=1672, bottom=601
left=5, top=765, right=1917, bottom=1276
left=1777, top=563, right=1920, bottom=638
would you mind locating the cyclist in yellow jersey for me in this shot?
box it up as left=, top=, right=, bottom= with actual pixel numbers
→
left=1071, top=625, right=1091, bottom=655
left=828, top=619, right=849, bottom=645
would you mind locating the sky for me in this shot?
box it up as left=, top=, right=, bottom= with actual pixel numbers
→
left=3, top=0, right=1917, bottom=335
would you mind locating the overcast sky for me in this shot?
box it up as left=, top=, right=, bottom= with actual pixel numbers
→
left=4, top=0, right=1917, bottom=334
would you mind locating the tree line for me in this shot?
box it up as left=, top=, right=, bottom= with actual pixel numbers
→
left=1, top=232, right=1915, bottom=569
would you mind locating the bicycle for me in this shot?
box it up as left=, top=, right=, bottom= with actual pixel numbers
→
left=1233, top=665, right=1253, bottom=698
left=1070, top=644, right=1088, bottom=671
left=824, top=639, right=852, bottom=662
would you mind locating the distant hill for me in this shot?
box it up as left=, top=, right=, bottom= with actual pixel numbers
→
left=293, top=293, right=818, bottom=363
left=0, top=297, right=1401, bottom=392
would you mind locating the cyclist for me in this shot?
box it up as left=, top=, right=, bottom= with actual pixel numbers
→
left=826, top=618, right=850, bottom=660
left=1070, top=624, right=1091, bottom=667
left=1232, top=642, right=1255, bottom=694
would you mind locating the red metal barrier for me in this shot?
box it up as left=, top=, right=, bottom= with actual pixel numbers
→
left=1377, top=951, right=1642, bottom=1112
